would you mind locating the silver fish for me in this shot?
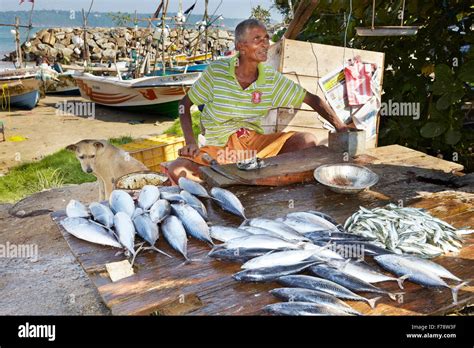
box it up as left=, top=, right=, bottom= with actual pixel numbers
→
left=233, top=260, right=317, bottom=282
left=277, top=217, right=329, bottom=234
left=309, top=264, right=401, bottom=301
left=263, top=302, right=354, bottom=316
left=219, top=234, right=302, bottom=251
left=239, top=226, right=287, bottom=239
left=307, top=210, right=340, bottom=227
left=137, top=185, right=160, bottom=210
left=180, top=190, right=208, bottom=221
left=171, top=203, right=213, bottom=245
left=149, top=199, right=171, bottom=223
left=241, top=249, right=321, bottom=270
left=374, top=254, right=467, bottom=304
left=210, top=225, right=251, bottom=242
left=402, top=255, right=462, bottom=282
left=208, top=247, right=269, bottom=263
left=133, top=213, right=159, bottom=245
left=286, top=212, right=339, bottom=232
left=89, top=202, right=114, bottom=228
left=159, top=186, right=181, bottom=194
left=270, top=288, right=361, bottom=315
left=109, top=190, right=135, bottom=217
left=160, top=191, right=185, bottom=203
left=66, top=199, right=89, bottom=218
left=246, top=218, right=309, bottom=242
left=278, top=275, right=380, bottom=309
left=61, top=217, right=121, bottom=248
left=113, top=212, right=136, bottom=256
left=210, top=187, right=246, bottom=220
left=161, top=215, right=189, bottom=260
left=178, top=177, right=211, bottom=198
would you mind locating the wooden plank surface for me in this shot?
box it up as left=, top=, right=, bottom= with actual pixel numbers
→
left=52, top=146, right=474, bottom=316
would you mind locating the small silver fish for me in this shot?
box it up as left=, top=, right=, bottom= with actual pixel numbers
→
left=137, top=185, right=160, bottom=210
left=109, top=190, right=135, bottom=217
left=66, top=199, right=89, bottom=218
left=210, top=187, right=246, bottom=220
left=61, top=217, right=121, bottom=248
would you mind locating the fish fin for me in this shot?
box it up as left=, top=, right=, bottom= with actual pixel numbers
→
left=396, top=275, right=410, bottom=290
left=144, top=245, right=173, bottom=258
left=239, top=219, right=250, bottom=227
left=450, top=281, right=468, bottom=305
left=367, top=296, right=381, bottom=309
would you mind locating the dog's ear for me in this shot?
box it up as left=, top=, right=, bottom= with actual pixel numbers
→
left=93, top=141, right=105, bottom=150
left=66, top=144, right=77, bottom=152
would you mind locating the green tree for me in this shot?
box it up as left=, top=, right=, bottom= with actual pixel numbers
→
left=251, top=5, right=272, bottom=26
left=274, top=0, right=473, bottom=171
left=107, top=12, right=132, bottom=27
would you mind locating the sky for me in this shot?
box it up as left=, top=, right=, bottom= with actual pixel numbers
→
left=0, top=0, right=284, bottom=21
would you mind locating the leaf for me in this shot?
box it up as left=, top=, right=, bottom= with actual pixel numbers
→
left=458, top=60, right=474, bottom=83
left=444, top=129, right=462, bottom=145
left=420, top=122, right=448, bottom=138
left=436, top=93, right=453, bottom=110
left=432, top=64, right=454, bottom=95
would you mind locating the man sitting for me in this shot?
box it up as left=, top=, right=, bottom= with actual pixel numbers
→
left=167, top=19, right=351, bottom=183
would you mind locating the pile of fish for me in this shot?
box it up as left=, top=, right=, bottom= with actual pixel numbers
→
left=207, top=210, right=468, bottom=315
left=344, top=204, right=472, bottom=258
left=61, top=177, right=247, bottom=265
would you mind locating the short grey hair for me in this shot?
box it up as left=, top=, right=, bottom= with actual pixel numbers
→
left=235, top=19, right=266, bottom=45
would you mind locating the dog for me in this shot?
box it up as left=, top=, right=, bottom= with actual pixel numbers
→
left=66, top=139, right=148, bottom=200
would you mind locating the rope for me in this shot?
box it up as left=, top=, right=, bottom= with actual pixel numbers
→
left=1, top=84, right=11, bottom=112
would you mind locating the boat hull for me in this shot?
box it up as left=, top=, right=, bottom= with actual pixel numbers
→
left=0, top=74, right=41, bottom=110
left=9, top=89, right=40, bottom=110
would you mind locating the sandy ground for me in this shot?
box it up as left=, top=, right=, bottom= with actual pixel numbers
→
left=0, top=94, right=176, bottom=173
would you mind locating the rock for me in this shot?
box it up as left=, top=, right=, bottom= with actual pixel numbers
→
left=116, top=37, right=126, bottom=48
left=91, top=46, right=101, bottom=54
left=90, top=52, right=102, bottom=60
left=217, top=29, right=229, bottom=39
left=170, top=30, right=178, bottom=38
left=102, top=42, right=116, bottom=50
left=54, top=43, right=66, bottom=50
left=64, top=27, right=73, bottom=33
left=37, top=43, right=47, bottom=51
left=124, top=32, right=132, bottom=42
left=102, top=49, right=117, bottom=59
left=56, top=32, right=65, bottom=40
left=61, top=48, right=74, bottom=57
left=88, top=40, right=98, bottom=48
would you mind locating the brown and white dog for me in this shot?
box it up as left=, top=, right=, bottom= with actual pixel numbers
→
left=66, top=139, right=148, bottom=200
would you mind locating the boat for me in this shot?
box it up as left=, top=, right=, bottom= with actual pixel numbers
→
left=73, top=71, right=201, bottom=116
left=0, top=68, right=41, bottom=110
left=43, top=69, right=80, bottom=95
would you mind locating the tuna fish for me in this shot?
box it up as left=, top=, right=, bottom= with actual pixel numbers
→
left=171, top=203, right=213, bottom=245
left=149, top=199, right=171, bottom=223
left=160, top=191, right=185, bottom=203
left=113, top=212, right=138, bottom=263
left=218, top=234, right=302, bottom=251
left=61, top=217, right=121, bottom=248
left=233, top=260, right=318, bottom=282
left=137, top=185, right=160, bottom=210
left=66, top=200, right=89, bottom=218
left=263, top=302, right=354, bottom=316
left=89, top=202, right=114, bottom=228
left=241, top=249, right=321, bottom=270
left=133, top=213, right=171, bottom=258
left=210, top=187, right=246, bottom=220
left=178, top=177, right=211, bottom=198
left=208, top=247, right=269, bottom=263
left=245, top=218, right=309, bottom=242
left=210, top=225, right=251, bottom=242
left=109, top=190, right=135, bottom=217
left=180, top=190, right=208, bottom=221
left=286, top=212, right=340, bottom=232
left=161, top=215, right=189, bottom=260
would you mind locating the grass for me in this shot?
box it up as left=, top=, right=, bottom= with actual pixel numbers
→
left=0, top=136, right=134, bottom=203
left=163, top=110, right=202, bottom=140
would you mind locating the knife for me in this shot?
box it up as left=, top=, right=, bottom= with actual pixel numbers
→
left=201, top=153, right=252, bottom=185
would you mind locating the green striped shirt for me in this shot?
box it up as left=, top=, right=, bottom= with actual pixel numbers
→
left=187, top=55, right=306, bottom=146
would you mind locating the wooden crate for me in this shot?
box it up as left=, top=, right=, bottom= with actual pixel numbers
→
left=120, top=134, right=185, bottom=172
left=265, top=38, right=385, bottom=148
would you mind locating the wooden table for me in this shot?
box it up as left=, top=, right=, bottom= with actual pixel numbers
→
left=51, top=145, right=473, bottom=315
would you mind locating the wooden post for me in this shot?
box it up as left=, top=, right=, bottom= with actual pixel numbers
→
left=15, top=17, right=22, bottom=68
left=204, top=0, right=209, bottom=61
left=284, top=0, right=320, bottom=40
left=161, top=0, right=169, bottom=75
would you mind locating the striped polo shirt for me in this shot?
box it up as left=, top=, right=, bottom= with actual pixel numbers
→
left=187, top=55, right=306, bottom=146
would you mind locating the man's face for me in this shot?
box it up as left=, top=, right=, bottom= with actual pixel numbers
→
left=237, top=26, right=270, bottom=62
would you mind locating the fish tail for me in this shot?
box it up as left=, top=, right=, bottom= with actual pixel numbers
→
left=367, top=296, right=381, bottom=309
left=451, top=281, right=468, bottom=304
left=148, top=245, right=173, bottom=258
left=396, top=275, right=410, bottom=290
left=130, top=251, right=138, bottom=268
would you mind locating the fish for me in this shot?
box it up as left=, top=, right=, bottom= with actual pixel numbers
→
left=306, top=210, right=340, bottom=227
left=270, top=288, right=361, bottom=315
left=208, top=247, right=269, bottom=263
left=308, top=264, right=402, bottom=301
left=109, top=190, right=135, bottom=217
left=309, top=240, right=395, bottom=256
left=286, top=212, right=339, bottom=232
left=402, top=255, right=462, bottom=282
left=263, top=302, right=354, bottom=316
left=89, top=202, right=114, bottom=228
left=113, top=212, right=137, bottom=262
left=159, top=186, right=181, bottom=194
left=218, top=234, right=302, bottom=251
left=66, top=200, right=89, bottom=218
left=305, top=231, right=373, bottom=242
left=210, top=225, right=251, bottom=242
left=180, top=190, right=208, bottom=221
left=277, top=275, right=380, bottom=309
left=133, top=213, right=171, bottom=258
left=374, top=254, right=467, bottom=304
left=241, top=249, right=322, bottom=270
left=326, top=259, right=408, bottom=289
left=161, top=215, right=189, bottom=260
left=137, top=185, right=160, bottom=210
left=239, top=226, right=288, bottom=239
left=277, top=217, right=329, bottom=234
left=160, top=191, right=185, bottom=203
left=301, top=243, right=345, bottom=260
left=210, top=187, right=246, bottom=220
left=171, top=203, right=213, bottom=245
left=245, top=218, right=309, bottom=242
left=178, top=177, right=211, bottom=198
left=233, top=260, right=318, bottom=282
left=61, top=217, right=122, bottom=248
left=149, top=199, right=171, bottom=223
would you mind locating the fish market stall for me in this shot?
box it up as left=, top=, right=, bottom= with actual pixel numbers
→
left=51, top=144, right=474, bottom=315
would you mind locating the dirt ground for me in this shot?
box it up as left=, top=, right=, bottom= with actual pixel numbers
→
left=0, top=94, right=176, bottom=173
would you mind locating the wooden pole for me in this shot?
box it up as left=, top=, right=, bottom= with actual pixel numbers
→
left=15, top=17, right=23, bottom=68
left=204, top=0, right=209, bottom=62
left=161, top=0, right=169, bottom=75
left=284, top=0, right=320, bottom=40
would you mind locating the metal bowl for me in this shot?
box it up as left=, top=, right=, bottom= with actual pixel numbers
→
left=115, top=171, right=168, bottom=191
left=314, top=163, right=379, bottom=194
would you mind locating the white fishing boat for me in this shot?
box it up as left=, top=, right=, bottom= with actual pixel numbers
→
left=73, top=71, right=201, bottom=116
left=0, top=68, right=41, bottom=110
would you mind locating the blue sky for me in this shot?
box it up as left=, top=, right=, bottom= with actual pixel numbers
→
left=0, top=0, right=283, bottom=20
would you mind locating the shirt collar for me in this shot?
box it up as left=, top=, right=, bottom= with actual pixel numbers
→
left=229, top=53, right=266, bottom=88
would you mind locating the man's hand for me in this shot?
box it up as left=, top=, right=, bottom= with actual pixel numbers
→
left=336, top=123, right=359, bottom=132
left=178, top=143, right=200, bottom=158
